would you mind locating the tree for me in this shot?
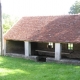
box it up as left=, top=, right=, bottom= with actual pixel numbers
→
left=2, top=13, right=19, bottom=33
left=0, top=1, right=3, bottom=54
left=69, top=1, right=80, bottom=14
left=3, top=13, right=13, bottom=33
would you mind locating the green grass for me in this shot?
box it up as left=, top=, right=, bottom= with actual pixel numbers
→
left=0, top=56, right=80, bottom=80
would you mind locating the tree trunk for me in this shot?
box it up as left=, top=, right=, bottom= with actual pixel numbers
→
left=0, top=0, right=3, bottom=55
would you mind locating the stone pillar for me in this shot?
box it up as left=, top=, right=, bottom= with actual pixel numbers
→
left=55, top=43, right=61, bottom=60
left=4, top=39, right=6, bottom=55
left=24, top=41, right=31, bottom=57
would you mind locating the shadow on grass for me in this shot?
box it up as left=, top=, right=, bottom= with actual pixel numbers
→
left=0, top=56, right=80, bottom=80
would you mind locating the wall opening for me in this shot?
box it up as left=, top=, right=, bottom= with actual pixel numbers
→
left=31, top=42, right=55, bottom=57
left=62, top=43, right=80, bottom=60
left=6, top=40, right=24, bottom=54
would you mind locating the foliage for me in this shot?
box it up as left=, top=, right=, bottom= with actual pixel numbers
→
left=69, top=1, right=80, bottom=14
left=0, top=56, right=80, bottom=80
left=2, top=13, right=19, bottom=34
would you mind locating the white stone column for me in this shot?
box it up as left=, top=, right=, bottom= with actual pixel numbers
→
left=4, top=39, right=6, bottom=55
left=55, top=43, right=61, bottom=60
left=24, top=41, right=31, bottom=57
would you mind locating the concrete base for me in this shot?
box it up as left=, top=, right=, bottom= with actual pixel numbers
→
left=25, top=56, right=38, bottom=61
left=4, top=53, right=38, bottom=61
left=46, top=57, right=80, bottom=65
left=4, top=53, right=80, bottom=65
left=4, top=53, right=25, bottom=58
left=46, top=57, right=55, bottom=62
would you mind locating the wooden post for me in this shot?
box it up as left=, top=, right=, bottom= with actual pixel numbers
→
left=0, top=0, right=3, bottom=55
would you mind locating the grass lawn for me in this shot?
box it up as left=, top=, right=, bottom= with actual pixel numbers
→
left=0, top=56, right=80, bottom=80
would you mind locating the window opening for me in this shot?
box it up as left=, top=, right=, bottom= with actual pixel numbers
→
left=68, top=43, right=73, bottom=50
left=47, top=42, right=53, bottom=49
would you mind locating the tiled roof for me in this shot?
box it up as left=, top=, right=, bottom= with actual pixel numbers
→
left=4, top=15, right=80, bottom=43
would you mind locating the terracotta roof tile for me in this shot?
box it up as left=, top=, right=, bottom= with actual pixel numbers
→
left=4, top=15, right=80, bottom=43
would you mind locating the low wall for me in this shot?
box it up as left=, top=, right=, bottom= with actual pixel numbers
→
left=63, top=51, right=80, bottom=59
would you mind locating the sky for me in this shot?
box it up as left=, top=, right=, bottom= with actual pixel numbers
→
left=1, top=0, right=78, bottom=17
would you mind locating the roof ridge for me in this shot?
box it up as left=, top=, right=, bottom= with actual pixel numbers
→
left=22, top=14, right=80, bottom=18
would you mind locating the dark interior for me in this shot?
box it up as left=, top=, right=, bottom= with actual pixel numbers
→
left=6, top=40, right=80, bottom=60
left=31, top=42, right=80, bottom=60
left=31, top=42, right=55, bottom=57
left=6, top=40, right=24, bottom=54
left=62, top=43, right=80, bottom=60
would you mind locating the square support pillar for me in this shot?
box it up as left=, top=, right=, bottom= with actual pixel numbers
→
left=4, top=39, right=6, bottom=55
left=55, top=43, right=61, bottom=60
left=24, top=41, right=31, bottom=57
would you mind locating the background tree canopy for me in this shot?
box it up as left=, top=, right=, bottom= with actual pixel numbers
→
left=69, top=1, right=80, bottom=14
left=2, top=13, right=19, bottom=34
